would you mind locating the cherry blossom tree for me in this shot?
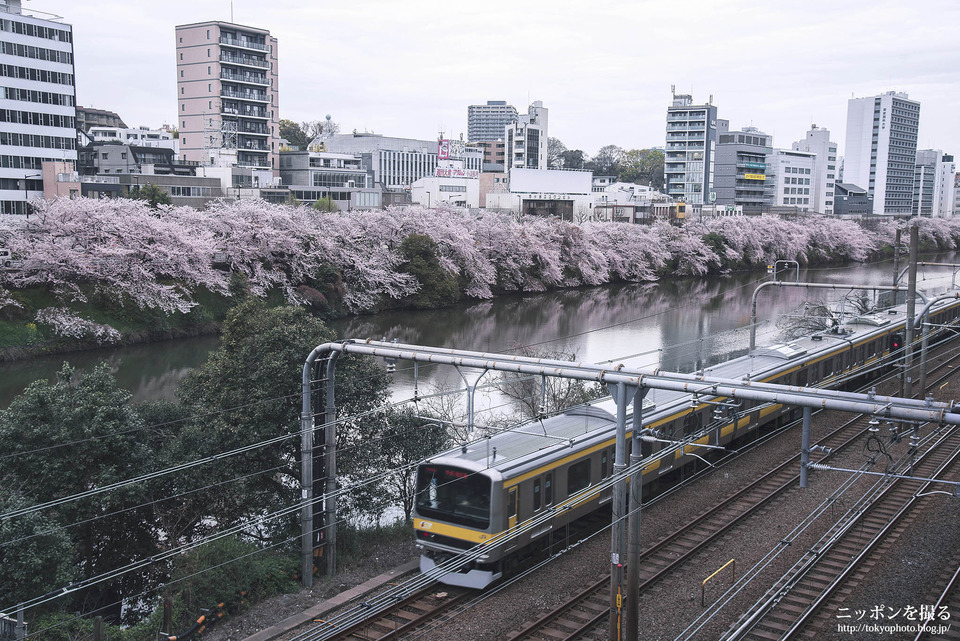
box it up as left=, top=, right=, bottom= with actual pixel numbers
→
left=3, top=197, right=959, bottom=326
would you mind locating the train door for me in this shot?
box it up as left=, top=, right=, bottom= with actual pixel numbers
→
left=508, top=487, right=518, bottom=530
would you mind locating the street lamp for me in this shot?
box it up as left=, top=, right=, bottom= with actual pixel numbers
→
left=21, top=173, right=42, bottom=217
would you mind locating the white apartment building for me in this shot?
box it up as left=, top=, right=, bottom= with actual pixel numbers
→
left=175, top=21, right=280, bottom=173
left=768, top=149, right=816, bottom=212
left=844, top=91, right=920, bottom=215
left=505, top=101, right=548, bottom=175
left=467, top=100, right=517, bottom=143
left=791, top=125, right=838, bottom=214
left=664, top=92, right=719, bottom=212
left=0, top=0, right=76, bottom=215
left=82, top=126, right=178, bottom=151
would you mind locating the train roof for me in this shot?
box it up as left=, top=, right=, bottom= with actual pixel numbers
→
left=424, top=293, right=955, bottom=481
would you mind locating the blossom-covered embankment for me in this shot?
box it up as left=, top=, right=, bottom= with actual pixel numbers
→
left=1, top=197, right=957, bottom=353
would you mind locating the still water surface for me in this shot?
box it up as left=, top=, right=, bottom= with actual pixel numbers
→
left=2, top=255, right=957, bottom=410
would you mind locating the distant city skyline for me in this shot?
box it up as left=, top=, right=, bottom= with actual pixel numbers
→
left=32, top=0, right=960, bottom=158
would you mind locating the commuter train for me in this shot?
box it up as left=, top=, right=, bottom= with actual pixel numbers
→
left=412, top=294, right=960, bottom=588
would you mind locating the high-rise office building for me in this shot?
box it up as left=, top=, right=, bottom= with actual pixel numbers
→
left=0, top=0, right=77, bottom=215
left=792, top=125, right=838, bottom=214
left=664, top=92, right=719, bottom=211
left=175, top=20, right=279, bottom=172
left=467, top=100, right=518, bottom=143
left=844, top=91, right=920, bottom=215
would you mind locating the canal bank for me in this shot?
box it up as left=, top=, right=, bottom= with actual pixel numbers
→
left=3, top=254, right=958, bottom=410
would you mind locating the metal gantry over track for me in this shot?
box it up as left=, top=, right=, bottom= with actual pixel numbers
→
left=299, top=340, right=960, bottom=627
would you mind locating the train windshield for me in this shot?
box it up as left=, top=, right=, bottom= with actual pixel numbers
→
left=415, top=464, right=491, bottom=529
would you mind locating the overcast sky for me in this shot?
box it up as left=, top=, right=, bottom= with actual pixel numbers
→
left=32, top=0, right=960, bottom=158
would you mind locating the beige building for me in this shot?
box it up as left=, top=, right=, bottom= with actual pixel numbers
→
left=175, top=21, right=279, bottom=175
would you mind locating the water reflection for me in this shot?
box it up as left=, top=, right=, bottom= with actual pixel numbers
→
left=1, top=254, right=957, bottom=410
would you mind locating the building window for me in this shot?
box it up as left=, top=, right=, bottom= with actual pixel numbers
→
left=180, top=70, right=184, bottom=77
left=208, top=66, right=211, bottom=74
left=179, top=53, right=183, bottom=60
left=206, top=29, right=210, bottom=39
left=208, top=83, right=212, bottom=92
left=207, top=48, right=210, bottom=57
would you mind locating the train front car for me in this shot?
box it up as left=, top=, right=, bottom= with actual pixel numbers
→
left=413, top=457, right=504, bottom=588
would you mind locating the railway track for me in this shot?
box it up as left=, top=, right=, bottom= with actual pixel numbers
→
left=723, top=425, right=960, bottom=640
left=503, top=345, right=960, bottom=641
left=502, top=412, right=878, bottom=641
left=296, top=585, right=473, bottom=641
left=915, top=548, right=960, bottom=641
left=282, top=335, right=960, bottom=641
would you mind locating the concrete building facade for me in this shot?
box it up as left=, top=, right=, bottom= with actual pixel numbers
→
left=791, top=125, right=838, bottom=214
left=664, top=92, right=719, bottom=212
left=278, top=149, right=380, bottom=210
left=714, top=126, right=772, bottom=215
left=320, top=133, right=481, bottom=191
left=76, top=106, right=125, bottom=132
left=506, top=101, right=548, bottom=175
left=767, top=148, right=816, bottom=212
left=0, top=0, right=76, bottom=215
left=467, top=100, right=517, bottom=143
left=937, top=155, right=955, bottom=218
left=912, top=150, right=955, bottom=218
left=844, top=91, right=920, bottom=215
left=175, top=20, right=279, bottom=173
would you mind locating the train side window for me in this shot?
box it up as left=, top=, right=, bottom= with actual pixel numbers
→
left=567, top=459, right=591, bottom=495
left=797, top=368, right=808, bottom=387
left=508, top=487, right=517, bottom=519
left=545, top=474, right=553, bottom=506
left=601, top=451, right=609, bottom=478
left=533, top=477, right=541, bottom=511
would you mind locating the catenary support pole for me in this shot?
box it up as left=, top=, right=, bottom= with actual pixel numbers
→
left=323, top=354, right=339, bottom=577
left=608, top=382, right=629, bottom=641
left=893, top=228, right=902, bottom=288
left=300, top=364, right=315, bottom=587
left=625, top=387, right=647, bottom=641
left=904, top=221, right=919, bottom=398
left=800, top=406, right=812, bottom=488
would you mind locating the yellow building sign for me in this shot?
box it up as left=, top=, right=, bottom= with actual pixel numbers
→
left=744, top=173, right=766, bottom=181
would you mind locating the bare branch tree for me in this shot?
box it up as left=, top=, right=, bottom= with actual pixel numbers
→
left=493, top=347, right=605, bottom=419
left=776, top=299, right=838, bottom=340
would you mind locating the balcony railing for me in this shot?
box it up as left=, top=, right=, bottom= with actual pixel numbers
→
left=220, top=88, right=268, bottom=102
left=220, top=71, right=268, bottom=86
left=220, top=36, right=268, bottom=51
left=220, top=53, right=268, bottom=68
